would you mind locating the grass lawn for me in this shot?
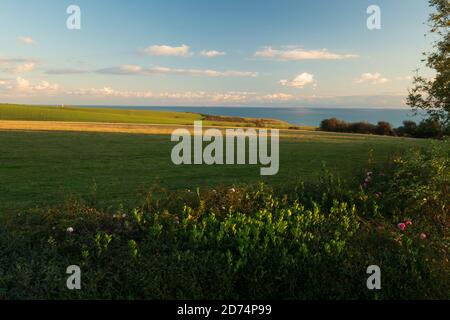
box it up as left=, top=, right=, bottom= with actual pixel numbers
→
left=0, top=129, right=429, bottom=213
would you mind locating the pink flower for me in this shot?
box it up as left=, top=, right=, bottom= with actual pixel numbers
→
left=420, top=233, right=427, bottom=240
left=397, top=223, right=406, bottom=231
left=405, top=220, right=413, bottom=226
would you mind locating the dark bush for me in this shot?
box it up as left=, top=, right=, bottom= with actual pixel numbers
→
left=374, top=121, right=394, bottom=136
left=395, top=120, right=418, bottom=137
left=416, top=118, right=445, bottom=139
left=348, top=122, right=376, bottom=134
left=320, top=118, right=348, bottom=132
left=320, top=117, right=447, bottom=139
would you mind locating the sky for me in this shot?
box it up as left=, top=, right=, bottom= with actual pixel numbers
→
left=0, top=0, right=435, bottom=108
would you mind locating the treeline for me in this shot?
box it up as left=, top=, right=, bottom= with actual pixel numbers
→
left=320, top=118, right=449, bottom=139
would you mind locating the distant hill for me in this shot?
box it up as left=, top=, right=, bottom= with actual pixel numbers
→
left=0, top=104, right=293, bottom=128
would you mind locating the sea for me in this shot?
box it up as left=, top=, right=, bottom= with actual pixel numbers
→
left=77, top=106, right=426, bottom=128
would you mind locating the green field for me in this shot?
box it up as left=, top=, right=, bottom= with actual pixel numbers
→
left=0, top=104, right=293, bottom=128
left=0, top=129, right=430, bottom=213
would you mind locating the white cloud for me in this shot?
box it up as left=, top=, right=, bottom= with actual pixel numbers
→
left=33, top=80, right=59, bottom=91
left=66, top=87, right=256, bottom=103
left=0, top=58, right=37, bottom=73
left=279, top=72, right=316, bottom=88
left=200, top=50, right=226, bottom=58
left=143, top=44, right=192, bottom=57
left=0, top=79, right=406, bottom=107
left=257, top=93, right=295, bottom=102
left=67, top=87, right=154, bottom=98
left=15, top=77, right=59, bottom=92
left=14, top=62, right=36, bottom=73
left=97, top=65, right=258, bottom=78
left=18, top=36, right=36, bottom=45
left=210, top=91, right=256, bottom=103
left=355, top=72, right=389, bottom=84
left=255, top=46, right=358, bottom=61
left=0, top=77, right=59, bottom=96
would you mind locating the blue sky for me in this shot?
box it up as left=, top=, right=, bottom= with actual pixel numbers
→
left=0, top=0, right=434, bottom=107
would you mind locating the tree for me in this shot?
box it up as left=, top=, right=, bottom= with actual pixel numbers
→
left=396, top=120, right=418, bottom=137
left=320, top=118, right=348, bottom=132
left=416, top=118, right=444, bottom=139
left=407, top=0, right=449, bottom=126
left=375, top=121, right=394, bottom=136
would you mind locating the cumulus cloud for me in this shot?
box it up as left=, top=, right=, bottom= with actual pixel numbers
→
left=279, top=72, right=316, bottom=88
left=143, top=44, right=192, bottom=57
left=255, top=46, right=358, bottom=61
left=0, top=58, right=37, bottom=73
left=97, top=65, right=258, bottom=78
left=355, top=72, right=389, bottom=84
left=200, top=50, right=226, bottom=58
left=63, top=86, right=258, bottom=103
left=67, top=87, right=154, bottom=98
left=15, top=77, right=59, bottom=92
left=0, top=77, right=59, bottom=96
left=18, top=36, right=36, bottom=45
left=14, top=62, right=36, bottom=73
left=257, top=93, right=295, bottom=102
left=0, top=76, right=406, bottom=107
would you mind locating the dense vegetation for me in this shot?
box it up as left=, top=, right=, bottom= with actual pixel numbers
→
left=320, top=117, right=450, bottom=139
left=407, top=0, right=449, bottom=126
left=1, top=142, right=448, bottom=299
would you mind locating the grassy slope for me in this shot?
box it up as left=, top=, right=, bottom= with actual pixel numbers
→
left=0, top=129, right=430, bottom=213
left=0, top=104, right=292, bottom=128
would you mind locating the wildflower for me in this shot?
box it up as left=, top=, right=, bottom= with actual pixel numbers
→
left=405, top=220, right=413, bottom=226
left=420, top=233, right=427, bottom=240
left=374, top=192, right=382, bottom=198
left=230, top=188, right=236, bottom=193
left=66, top=227, right=74, bottom=233
left=397, top=223, right=406, bottom=231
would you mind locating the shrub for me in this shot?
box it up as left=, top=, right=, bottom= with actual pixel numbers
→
left=396, top=120, right=418, bottom=137
left=366, top=140, right=449, bottom=224
left=320, top=118, right=348, bottom=132
left=375, top=121, right=394, bottom=136
left=416, top=118, right=445, bottom=139
left=320, top=118, right=393, bottom=136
